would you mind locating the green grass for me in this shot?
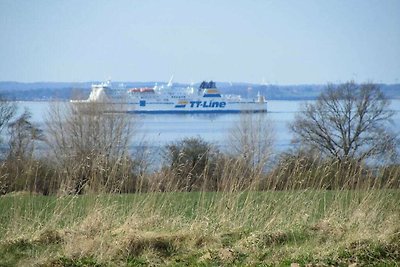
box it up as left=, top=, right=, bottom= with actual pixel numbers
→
left=0, top=190, right=399, bottom=266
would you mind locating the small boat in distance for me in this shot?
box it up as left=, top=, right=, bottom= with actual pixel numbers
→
left=71, top=79, right=267, bottom=114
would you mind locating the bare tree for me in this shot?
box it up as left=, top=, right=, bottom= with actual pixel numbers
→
left=0, top=97, right=17, bottom=193
left=45, top=102, right=136, bottom=194
left=7, top=108, right=44, bottom=160
left=290, top=82, right=397, bottom=163
left=0, top=109, right=49, bottom=194
left=0, top=97, right=17, bottom=145
left=229, top=112, right=275, bottom=170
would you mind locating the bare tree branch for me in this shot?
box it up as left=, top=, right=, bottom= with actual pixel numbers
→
left=290, top=82, right=398, bottom=163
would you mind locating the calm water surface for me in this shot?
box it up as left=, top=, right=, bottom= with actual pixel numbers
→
left=18, top=100, right=400, bottom=152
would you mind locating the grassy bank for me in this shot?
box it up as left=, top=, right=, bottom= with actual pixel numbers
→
left=1, top=190, right=399, bottom=266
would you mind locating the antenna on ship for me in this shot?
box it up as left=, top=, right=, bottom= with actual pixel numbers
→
left=167, top=75, right=174, bottom=87
left=262, top=77, right=267, bottom=86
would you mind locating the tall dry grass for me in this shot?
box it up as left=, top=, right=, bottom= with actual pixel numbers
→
left=1, top=150, right=399, bottom=265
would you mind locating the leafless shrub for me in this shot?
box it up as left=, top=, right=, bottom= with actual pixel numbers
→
left=0, top=96, right=17, bottom=146
left=0, top=96, right=17, bottom=193
left=0, top=108, right=58, bottom=195
left=227, top=112, right=275, bottom=189
left=7, top=109, right=44, bottom=161
left=230, top=112, right=275, bottom=167
left=45, top=101, right=138, bottom=194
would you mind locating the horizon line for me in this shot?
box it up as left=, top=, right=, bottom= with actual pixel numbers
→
left=1, top=80, right=399, bottom=86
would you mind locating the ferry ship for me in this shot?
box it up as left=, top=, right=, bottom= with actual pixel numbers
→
left=73, top=79, right=267, bottom=114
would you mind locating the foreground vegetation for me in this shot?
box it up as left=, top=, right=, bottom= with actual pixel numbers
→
left=0, top=189, right=399, bottom=266
left=0, top=82, right=399, bottom=265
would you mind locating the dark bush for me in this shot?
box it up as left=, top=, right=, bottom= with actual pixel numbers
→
left=162, top=137, right=222, bottom=191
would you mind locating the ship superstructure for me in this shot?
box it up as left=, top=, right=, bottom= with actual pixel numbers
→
left=72, top=80, right=267, bottom=114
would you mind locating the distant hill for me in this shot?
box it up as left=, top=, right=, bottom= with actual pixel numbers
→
left=0, top=81, right=399, bottom=101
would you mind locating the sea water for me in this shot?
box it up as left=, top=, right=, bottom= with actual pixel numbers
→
left=17, top=100, right=400, bottom=153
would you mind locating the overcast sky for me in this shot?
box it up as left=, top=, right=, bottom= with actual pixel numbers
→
left=0, top=0, right=399, bottom=84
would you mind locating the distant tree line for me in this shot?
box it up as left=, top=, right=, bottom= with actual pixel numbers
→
left=0, top=81, right=399, bottom=101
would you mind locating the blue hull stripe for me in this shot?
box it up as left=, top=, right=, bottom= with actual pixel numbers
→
left=203, top=94, right=221, bottom=97
left=127, top=109, right=267, bottom=114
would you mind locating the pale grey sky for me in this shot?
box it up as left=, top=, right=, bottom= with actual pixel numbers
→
left=0, top=0, right=399, bottom=84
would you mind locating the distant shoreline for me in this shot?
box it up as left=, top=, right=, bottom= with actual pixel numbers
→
left=1, top=81, right=399, bottom=101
